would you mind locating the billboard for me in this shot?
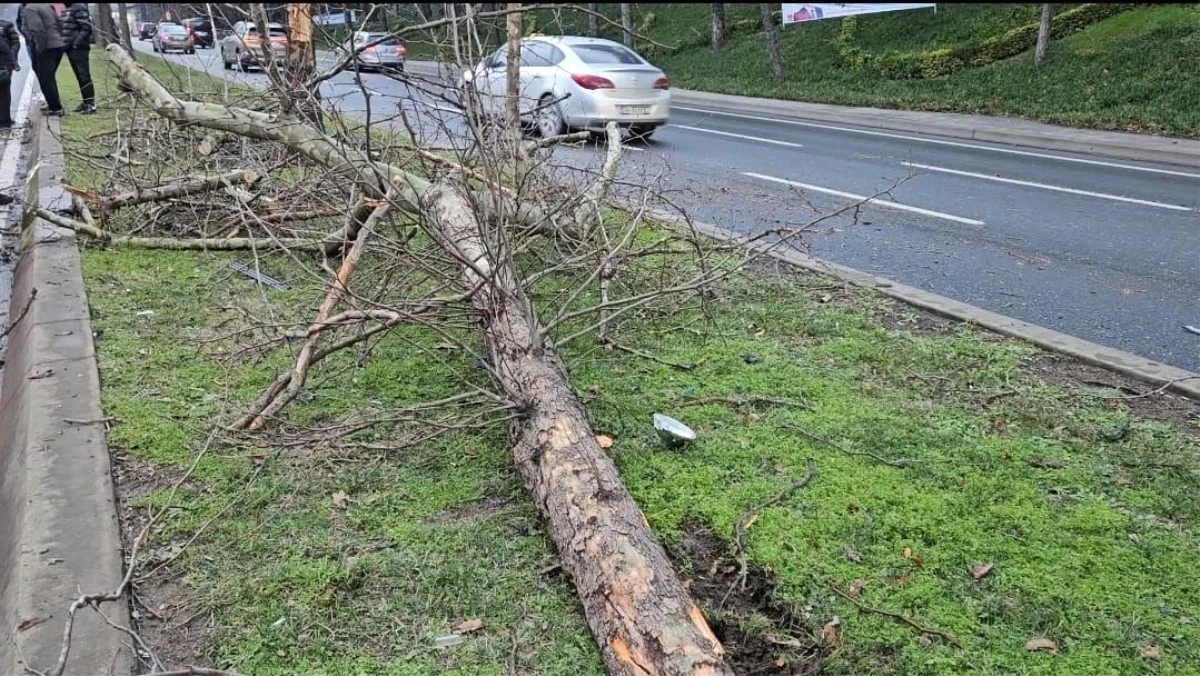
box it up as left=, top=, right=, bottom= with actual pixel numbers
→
left=782, top=4, right=936, bottom=24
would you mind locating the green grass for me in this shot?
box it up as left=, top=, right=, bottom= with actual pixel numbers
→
left=404, top=3, right=1200, bottom=136
left=61, top=50, right=1200, bottom=676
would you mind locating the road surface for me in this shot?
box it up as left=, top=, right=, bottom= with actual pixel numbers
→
left=129, top=39, right=1200, bottom=371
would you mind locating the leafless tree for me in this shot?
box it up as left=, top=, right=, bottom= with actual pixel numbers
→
left=711, top=2, right=726, bottom=50
left=1035, top=3, right=1055, bottom=67
left=116, top=2, right=133, bottom=52
left=761, top=2, right=783, bottom=81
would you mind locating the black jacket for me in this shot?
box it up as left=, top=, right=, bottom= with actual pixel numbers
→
left=0, top=19, right=18, bottom=75
left=61, top=3, right=92, bottom=50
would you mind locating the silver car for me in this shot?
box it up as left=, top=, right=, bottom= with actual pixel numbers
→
left=466, top=36, right=670, bottom=140
left=334, top=32, right=407, bottom=72
left=153, top=23, right=194, bottom=54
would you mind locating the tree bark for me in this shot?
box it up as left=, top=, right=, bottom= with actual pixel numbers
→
left=116, top=2, right=133, bottom=53
left=587, top=2, right=599, bottom=37
left=760, top=3, right=783, bottom=81
left=95, top=3, right=115, bottom=47
left=286, top=3, right=321, bottom=126
left=107, top=41, right=736, bottom=676
left=87, top=168, right=260, bottom=218
left=620, top=3, right=633, bottom=47
left=424, top=181, right=734, bottom=676
left=505, top=2, right=522, bottom=135
left=1035, top=3, right=1054, bottom=67
left=711, top=3, right=726, bottom=50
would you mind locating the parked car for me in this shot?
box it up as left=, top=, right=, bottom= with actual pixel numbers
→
left=181, top=18, right=215, bottom=49
left=333, top=31, right=407, bottom=72
left=137, top=22, right=156, bottom=41
left=220, top=21, right=288, bottom=71
left=464, top=36, right=670, bottom=140
left=153, top=23, right=195, bottom=54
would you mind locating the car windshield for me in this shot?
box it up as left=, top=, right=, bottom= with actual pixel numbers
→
left=162, top=26, right=186, bottom=36
left=571, top=44, right=645, bottom=65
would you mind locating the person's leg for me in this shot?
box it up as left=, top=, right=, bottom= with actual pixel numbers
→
left=37, top=48, right=64, bottom=113
left=0, top=75, right=12, bottom=126
left=67, top=48, right=94, bottom=110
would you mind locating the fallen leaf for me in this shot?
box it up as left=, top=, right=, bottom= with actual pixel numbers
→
left=773, top=657, right=788, bottom=668
left=902, top=546, right=913, bottom=559
left=1139, top=645, right=1161, bottom=660
left=844, top=547, right=863, bottom=563
left=331, top=491, right=349, bottom=509
left=1024, top=637, right=1057, bottom=653
left=452, top=617, right=483, bottom=634
left=595, top=434, right=614, bottom=449
left=848, top=580, right=865, bottom=598
left=970, top=563, right=994, bottom=580
left=821, top=616, right=842, bottom=647
left=744, top=514, right=759, bottom=530
left=892, top=573, right=911, bottom=588
left=17, top=616, right=46, bottom=632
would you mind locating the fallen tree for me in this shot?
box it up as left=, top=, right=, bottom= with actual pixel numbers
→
left=104, top=43, right=735, bottom=676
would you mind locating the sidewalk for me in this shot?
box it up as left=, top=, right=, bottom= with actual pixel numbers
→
left=401, top=60, right=1200, bottom=167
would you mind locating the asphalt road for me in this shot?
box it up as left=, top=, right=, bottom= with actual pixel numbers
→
left=130, top=40, right=1200, bottom=370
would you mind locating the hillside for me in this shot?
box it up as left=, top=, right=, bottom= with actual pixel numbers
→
left=405, top=3, right=1200, bottom=137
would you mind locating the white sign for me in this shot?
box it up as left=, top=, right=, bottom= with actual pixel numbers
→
left=313, top=10, right=361, bottom=27
left=781, top=4, right=936, bottom=24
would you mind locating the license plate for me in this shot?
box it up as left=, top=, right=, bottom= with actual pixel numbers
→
left=619, top=105, right=650, bottom=116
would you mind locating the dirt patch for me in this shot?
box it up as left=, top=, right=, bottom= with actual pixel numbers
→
left=671, top=521, right=824, bottom=676
left=1023, top=352, right=1200, bottom=432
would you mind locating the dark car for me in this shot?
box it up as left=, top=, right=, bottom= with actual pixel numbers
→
left=137, top=22, right=156, bottom=41
left=181, top=18, right=215, bottom=49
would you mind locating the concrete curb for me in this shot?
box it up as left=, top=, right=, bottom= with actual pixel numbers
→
left=642, top=208, right=1200, bottom=401
left=403, top=60, right=1200, bottom=168
left=0, top=111, right=134, bottom=674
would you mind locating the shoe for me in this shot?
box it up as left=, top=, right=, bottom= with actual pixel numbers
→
left=74, top=103, right=96, bottom=114
left=47, top=109, right=64, bottom=117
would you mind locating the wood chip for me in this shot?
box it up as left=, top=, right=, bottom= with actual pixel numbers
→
left=595, top=434, right=614, bottom=449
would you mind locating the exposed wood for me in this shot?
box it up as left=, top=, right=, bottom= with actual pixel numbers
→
left=285, top=3, right=322, bottom=125
left=82, top=168, right=260, bottom=219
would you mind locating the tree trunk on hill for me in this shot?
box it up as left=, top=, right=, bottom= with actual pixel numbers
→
left=587, top=2, right=599, bottom=37
left=116, top=2, right=133, bottom=53
left=711, top=3, right=726, bottom=50
left=1035, top=3, right=1054, bottom=67
left=620, top=3, right=633, bottom=47
left=760, top=3, right=782, bottom=81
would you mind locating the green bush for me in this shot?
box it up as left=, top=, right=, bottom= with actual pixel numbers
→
left=840, top=3, right=1140, bottom=79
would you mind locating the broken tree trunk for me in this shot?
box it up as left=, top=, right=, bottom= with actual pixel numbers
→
left=111, top=43, right=734, bottom=676
left=424, top=182, right=733, bottom=676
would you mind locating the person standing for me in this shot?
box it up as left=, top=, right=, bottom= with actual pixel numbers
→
left=0, top=15, right=20, bottom=129
left=22, top=3, right=67, bottom=117
left=60, top=2, right=92, bottom=113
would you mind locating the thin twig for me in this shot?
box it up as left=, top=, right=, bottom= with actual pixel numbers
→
left=829, top=583, right=962, bottom=647
left=728, top=459, right=817, bottom=602
left=1086, top=375, right=1198, bottom=400
left=612, top=343, right=695, bottom=371
left=1, top=288, right=36, bottom=340
left=785, top=423, right=913, bottom=469
left=677, top=395, right=809, bottom=410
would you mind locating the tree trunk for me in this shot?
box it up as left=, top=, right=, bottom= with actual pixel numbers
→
left=760, top=3, right=783, bottom=81
left=587, top=2, right=599, bottom=37
left=286, top=3, right=321, bottom=126
left=505, top=2, right=522, bottom=134
left=95, top=3, right=114, bottom=47
left=620, top=3, right=633, bottom=47
left=424, top=182, right=734, bottom=676
left=107, top=41, right=736, bottom=676
left=116, top=2, right=133, bottom=53
left=1035, top=3, right=1054, bottom=67
left=711, top=3, right=726, bottom=50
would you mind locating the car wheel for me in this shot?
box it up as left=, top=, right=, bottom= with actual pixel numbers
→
left=186, top=47, right=195, bottom=54
left=536, top=95, right=565, bottom=138
left=629, top=125, right=656, bottom=142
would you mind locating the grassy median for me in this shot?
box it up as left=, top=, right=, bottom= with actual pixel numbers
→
left=54, top=51, right=1200, bottom=676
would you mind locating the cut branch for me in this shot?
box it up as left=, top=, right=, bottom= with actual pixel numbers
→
left=36, top=208, right=323, bottom=251
left=84, top=168, right=260, bottom=217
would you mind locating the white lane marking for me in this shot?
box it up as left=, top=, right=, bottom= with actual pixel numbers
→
left=675, top=105, right=1200, bottom=179
left=743, top=171, right=985, bottom=226
left=673, top=124, right=803, bottom=149
left=902, top=161, right=1194, bottom=212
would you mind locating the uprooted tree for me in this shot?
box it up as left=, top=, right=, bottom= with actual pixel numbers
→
left=26, top=6, right=849, bottom=674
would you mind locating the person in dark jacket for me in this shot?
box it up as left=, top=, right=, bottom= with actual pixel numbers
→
left=22, top=3, right=67, bottom=116
left=60, top=2, right=92, bottom=113
left=0, top=16, right=20, bottom=129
